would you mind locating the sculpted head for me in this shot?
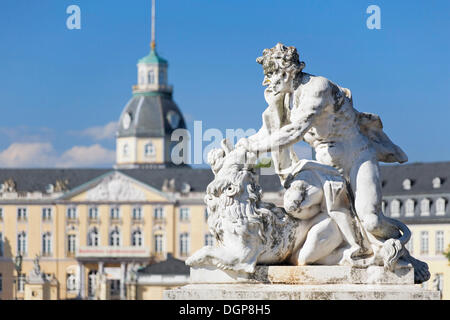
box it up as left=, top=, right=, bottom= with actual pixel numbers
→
left=256, top=43, right=305, bottom=94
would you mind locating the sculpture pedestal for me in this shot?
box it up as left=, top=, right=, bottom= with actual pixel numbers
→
left=164, top=265, right=439, bottom=300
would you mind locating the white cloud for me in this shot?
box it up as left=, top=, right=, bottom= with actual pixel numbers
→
left=57, top=144, right=115, bottom=167
left=0, top=143, right=115, bottom=168
left=0, top=143, right=57, bottom=167
left=74, top=121, right=118, bottom=141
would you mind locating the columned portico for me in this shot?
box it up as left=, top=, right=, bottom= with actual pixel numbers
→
left=76, top=246, right=150, bottom=300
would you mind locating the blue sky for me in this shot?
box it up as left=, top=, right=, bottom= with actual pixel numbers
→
left=0, top=0, right=449, bottom=167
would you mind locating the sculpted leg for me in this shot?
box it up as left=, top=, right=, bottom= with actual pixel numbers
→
left=351, top=157, right=400, bottom=240
left=296, top=217, right=343, bottom=265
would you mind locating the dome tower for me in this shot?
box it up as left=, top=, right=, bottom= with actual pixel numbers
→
left=116, top=0, right=187, bottom=169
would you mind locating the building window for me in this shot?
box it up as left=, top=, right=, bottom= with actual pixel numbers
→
left=204, top=208, right=209, bottom=222
left=88, top=228, right=99, bottom=247
left=436, top=198, right=446, bottom=216
left=89, top=207, right=98, bottom=220
left=432, top=177, right=442, bottom=189
left=132, top=229, right=143, bottom=247
left=123, top=144, right=129, bottom=157
left=180, top=208, right=190, bottom=222
left=154, top=234, right=164, bottom=254
left=390, top=199, right=400, bottom=217
left=0, top=207, right=3, bottom=220
left=0, top=273, right=2, bottom=292
left=420, top=231, right=429, bottom=255
left=148, top=70, right=155, bottom=84
left=420, top=199, right=430, bottom=216
left=132, top=207, right=142, bottom=220
left=42, top=232, right=52, bottom=256
left=110, top=207, right=120, bottom=220
left=17, top=274, right=26, bottom=292
left=17, top=207, right=27, bottom=220
left=67, top=234, right=77, bottom=254
left=145, top=143, right=156, bottom=157
left=436, top=231, right=444, bottom=254
left=154, top=207, right=164, bottom=220
left=67, top=207, right=77, bottom=220
left=67, top=274, right=77, bottom=292
left=404, top=199, right=415, bottom=217
left=110, top=279, right=120, bottom=297
left=405, top=232, right=413, bottom=254
left=88, top=271, right=98, bottom=298
left=402, top=179, right=412, bottom=190
left=17, top=231, right=27, bottom=255
left=205, top=234, right=214, bottom=247
left=109, top=228, right=121, bottom=247
left=42, top=207, right=52, bottom=221
left=179, top=233, right=190, bottom=256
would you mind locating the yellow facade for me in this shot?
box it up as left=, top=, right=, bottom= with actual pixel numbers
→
left=0, top=172, right=210, bottom=300
left=407, top=224, right=450, bottom=299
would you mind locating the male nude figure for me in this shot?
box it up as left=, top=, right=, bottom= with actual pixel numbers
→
left=237, top=43, right=404, bottom=249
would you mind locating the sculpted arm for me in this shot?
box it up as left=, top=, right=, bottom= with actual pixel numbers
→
left=249, top=82, right=330, bottom=153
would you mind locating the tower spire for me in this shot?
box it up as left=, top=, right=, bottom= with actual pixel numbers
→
left=151, top=0, right=156, bottom=50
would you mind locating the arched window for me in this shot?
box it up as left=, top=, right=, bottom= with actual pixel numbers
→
left=88, top=270, right=98, bottom=298
left=145, top=142, right=156, bottom=157
left=132, top=229, right=143, bottom=247
left=109, top=228, right=121, bottom=247
left=436, top=198, right=446, bottom=216
left=88, top=228, right=99, bottom=247
left=123, top=144, right=129, bottom=157
left=148, top=70, right=155, bottom=84
left=179, top=233, right=190, bottom=256
left=154, top=234, right=164, bottom=254
left=17, top=231, right=27, bottom=255
left=402, top=179, right=412, bottom=190
left=42, top=232, right=52, bottom=256
left=420, top=198, right=430, bottom=216
left=405, top=199, right=415, bottom=217
left=390, top=199, right=400, bottom=217
left=67, top=274, right=77, bottom=292
left=432, top=177, right=442, bottom=189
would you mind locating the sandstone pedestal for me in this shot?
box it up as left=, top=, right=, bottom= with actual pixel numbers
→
left=164, top=265, right=439, bottom=300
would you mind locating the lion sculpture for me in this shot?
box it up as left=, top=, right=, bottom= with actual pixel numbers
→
left=186, top=140, right=416, bottom=275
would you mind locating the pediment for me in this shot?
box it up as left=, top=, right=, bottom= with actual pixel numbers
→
left=85, top=172, right=146, bottom=201
left=63, top=171, right=170, bottom=202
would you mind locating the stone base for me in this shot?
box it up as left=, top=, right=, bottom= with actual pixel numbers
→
left=164, top=266, right=440, bottom=300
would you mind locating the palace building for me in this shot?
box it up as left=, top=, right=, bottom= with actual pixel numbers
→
left=0, top=2, right=448, bottom=301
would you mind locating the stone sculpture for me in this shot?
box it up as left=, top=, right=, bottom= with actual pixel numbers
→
left=186, top=43, right=430, bottom=284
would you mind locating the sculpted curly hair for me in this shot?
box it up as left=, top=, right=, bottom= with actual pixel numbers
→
left=256, top=43, right=305, bottom=75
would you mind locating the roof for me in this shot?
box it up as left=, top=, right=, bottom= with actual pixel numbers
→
left=0, top=169, right=110, bottom=193
left=0, top=162, right=449, bottom=196
left=138, top=254, right=189, bottom=275
left=380, top=162, right=450, bottom=196
left=138, top=49, right=168, bottom=65
left=117, top=94, right=186, bottom=138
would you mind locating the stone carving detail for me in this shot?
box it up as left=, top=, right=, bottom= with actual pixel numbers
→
left=86, top=173, right=146, bottom=201
left=162, top=178, right=176, bottom=192
left=186, top=43, right=430, bottom=284
left=1, top=178, right=16, bottom=193
left=54, top=179, right=69, bottom=192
